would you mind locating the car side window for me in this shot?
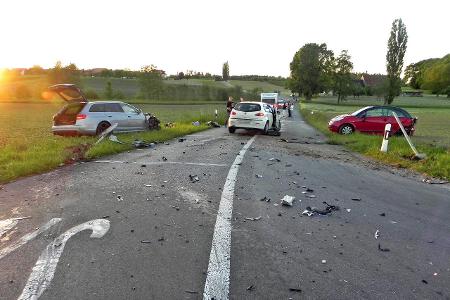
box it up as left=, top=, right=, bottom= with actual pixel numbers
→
left=365, top=108, right=383, bottom=117
left=89, top=104, right=106, bottom=112
left=106, top=103, right=124, bottom=112
left=121, top=104, right=139, bottom=114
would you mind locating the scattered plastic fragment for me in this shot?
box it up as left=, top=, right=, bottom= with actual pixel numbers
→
left=422, top=178, right=448, bottom=184
left=132, top=140, right=153, bottom=148
left=145, top=184, right=152, bottom=187
left=247, top=285, right=254, bottom=291
left=302, top=202, right=339, bottom=216
left=178, top=138, right=186, bottom=142
left=289, top=288, right=302, bottom=292
left=185, top=290, right=198, bottom=294
left=281, top=195, right=295, bottom=206
left=189, top=175, right=199, bottom=183
left=321, top=260, right=327, bottom=264
left=269, top=158, right=281, bottom=162
left=117, top=195, right=123, bottom=201
left=245, top=216, right=261, bottom=221
left=192, top=121, right=200, bottom=126
left=374, top=230, right=380, bottom=239
left=255, top=174, right=263, bottom=178
left=346, top=209, right=351, bottom=213
left=378, top=243, right=390, bottom=252
left=422, top=280, right=428, bottom=284
left=207, top=121, right=221, bottom=128
left=162, top=156, right=168, bottom=161
left=379, top=213, right=386, bottom=217
left=140, top=240, right=152, bottom=244
left=351, top=198, right=362, bottom=201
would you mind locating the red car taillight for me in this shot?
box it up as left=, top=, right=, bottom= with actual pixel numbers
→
left=76, top=114, right=87, bottom=120
left=255, top=112, right=264, bottom=117
left=231, top=111, right=236, bottom=115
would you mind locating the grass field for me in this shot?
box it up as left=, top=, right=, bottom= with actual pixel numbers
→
left=0, top=102, right=227, bottom=183
left=301, top=96, right=450, bottom=180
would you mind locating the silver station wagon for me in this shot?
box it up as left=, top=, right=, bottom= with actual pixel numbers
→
left=50, top=84, right=148, bottom=136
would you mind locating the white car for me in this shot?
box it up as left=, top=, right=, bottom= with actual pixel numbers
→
left=228, top=101, right=275, bottom=134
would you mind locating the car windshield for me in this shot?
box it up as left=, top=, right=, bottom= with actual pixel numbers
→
left=234, top=103, right=261, bottom=112
left=262, top=98, right=276, bottom=104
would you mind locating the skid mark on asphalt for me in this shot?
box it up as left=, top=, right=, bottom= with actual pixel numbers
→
left=93, top=160, right=228, bottom=167
left=203, top=136, right=256, bottom=300
left=0, top=218, right=62, bottom=260
left=18, top=219, right=110, bottom=300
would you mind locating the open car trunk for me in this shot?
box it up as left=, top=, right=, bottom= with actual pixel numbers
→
left=53, top=102, right=87, bottom=125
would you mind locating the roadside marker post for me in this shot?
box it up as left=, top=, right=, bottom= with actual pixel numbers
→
left=380, top=123, right=391, bottom=152
left=215, top=109, right=218, bottom=120
left=391, top=111, right=426, bottom=160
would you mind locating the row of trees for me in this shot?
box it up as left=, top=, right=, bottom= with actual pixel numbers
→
left=404, top=54, right=450, bottom=96
left=288, top=18, right=409, bottom=104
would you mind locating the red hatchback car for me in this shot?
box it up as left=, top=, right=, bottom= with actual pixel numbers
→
left=328, top=106, right=417, bottom=135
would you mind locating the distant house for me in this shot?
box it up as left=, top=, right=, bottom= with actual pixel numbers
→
left=360, top=74, right=387, bottom=88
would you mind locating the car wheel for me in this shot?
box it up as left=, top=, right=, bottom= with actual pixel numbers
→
left=262, top=122, right=269, bottom=135
left=339, top=124, right=354, bottom=135
left=96, top=121, right=111, bottom=135
left=228, top=127, right=236, bottom=133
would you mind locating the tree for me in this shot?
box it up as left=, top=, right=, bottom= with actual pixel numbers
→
left=332, top=50, right=353, bottom=104
left=139, top=65, right=165, bottom=100
left=385, top=18, right=408, bottom=104
left=48, top=61, right=81, bottom=85
left=104, top=81, right=114, bottom=99
left=288, top=43, right=334, bottom=101
left=222, top=61, right=229, bottom=81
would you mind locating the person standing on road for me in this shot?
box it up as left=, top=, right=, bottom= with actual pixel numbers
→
left=226, top=96, right=234, bottom=126
left=288, top=101, right=292, bottom=117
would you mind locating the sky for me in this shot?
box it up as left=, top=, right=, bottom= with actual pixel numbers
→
left=0, top=0, right=448, bottom=77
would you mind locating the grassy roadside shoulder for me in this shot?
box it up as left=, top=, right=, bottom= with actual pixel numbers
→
left=0, top=123, right=210, bottom=184
left=299, top=104, right=450, bottom=180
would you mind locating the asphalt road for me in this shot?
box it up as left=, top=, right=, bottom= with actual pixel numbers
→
left=1, top=108, right=449, bottom=300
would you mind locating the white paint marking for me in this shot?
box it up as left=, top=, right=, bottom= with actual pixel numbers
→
left=0, top=218, right=61, bottom=260
left=18, top=219, right=110, bottom=300
left=203, top=136, right=256, bottom=300
left=93, top=160, right=227, bottom=167
left=0, top=216, right=31, bottom=238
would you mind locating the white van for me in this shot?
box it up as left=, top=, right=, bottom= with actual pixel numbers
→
left=260, top=93, right=278, bottom=108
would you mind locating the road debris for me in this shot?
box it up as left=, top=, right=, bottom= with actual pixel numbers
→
left=269, top=158, right=281, bottom=162
left=379, top=213, right=386, bottom=217
left=185, top=290, right=198, bottom=294
left=117, top=195, right=123, bottom=201
left=145, top=184, right=152, bottom=187
left=95, top=123, right=118, bottom=145
left=189, top=175, right=199, bottom=183
left=351, top=198, right=362, bottom=201
left=140, top=240, right=152, bottom=244
left=302, top=202, right=340, bottom=217
left=346, top=209, right=351, bottom=213
left=422, top=178, right=449, bottom=184
left=281, top=195, right=295, bottom=206
left=374, top=230, right=380, bottom=239
left=378, top=243, right=390, bottom=252
left=132, top=140, right=153, bottom=148
left=178, top=138, right=186, bottom=142
left=162, top=156, right=168, bottom=161
left=289, top=288, right=302, bottom=292
left=165, top=122, right=175, bottom=128
left=321, top=259, right=327, bottom=264
left=246, top=285, right=254, bottom=291
left=207, top=121, right=221, bottom=128
left=245, top=216, right=262, bottom=221
left=108, top=134, right=124, bottom=144
left=192, top=121, right=200, bottom=126
left=255, top=174, right=263, bottom=178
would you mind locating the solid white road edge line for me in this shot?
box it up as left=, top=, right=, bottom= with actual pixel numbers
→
left=0, top=218, right=62, bottom=261
left=18, top=219, right=110, bottom=300
left=203, top=136, right=256, bottom=300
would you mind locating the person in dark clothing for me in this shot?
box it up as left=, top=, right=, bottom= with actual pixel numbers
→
left=226, top=96, right=234, bottom=126
left=288, top=102, right=292, bottom=117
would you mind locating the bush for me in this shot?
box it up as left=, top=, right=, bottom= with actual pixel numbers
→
left=84, top=89, right=100, bottom=100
